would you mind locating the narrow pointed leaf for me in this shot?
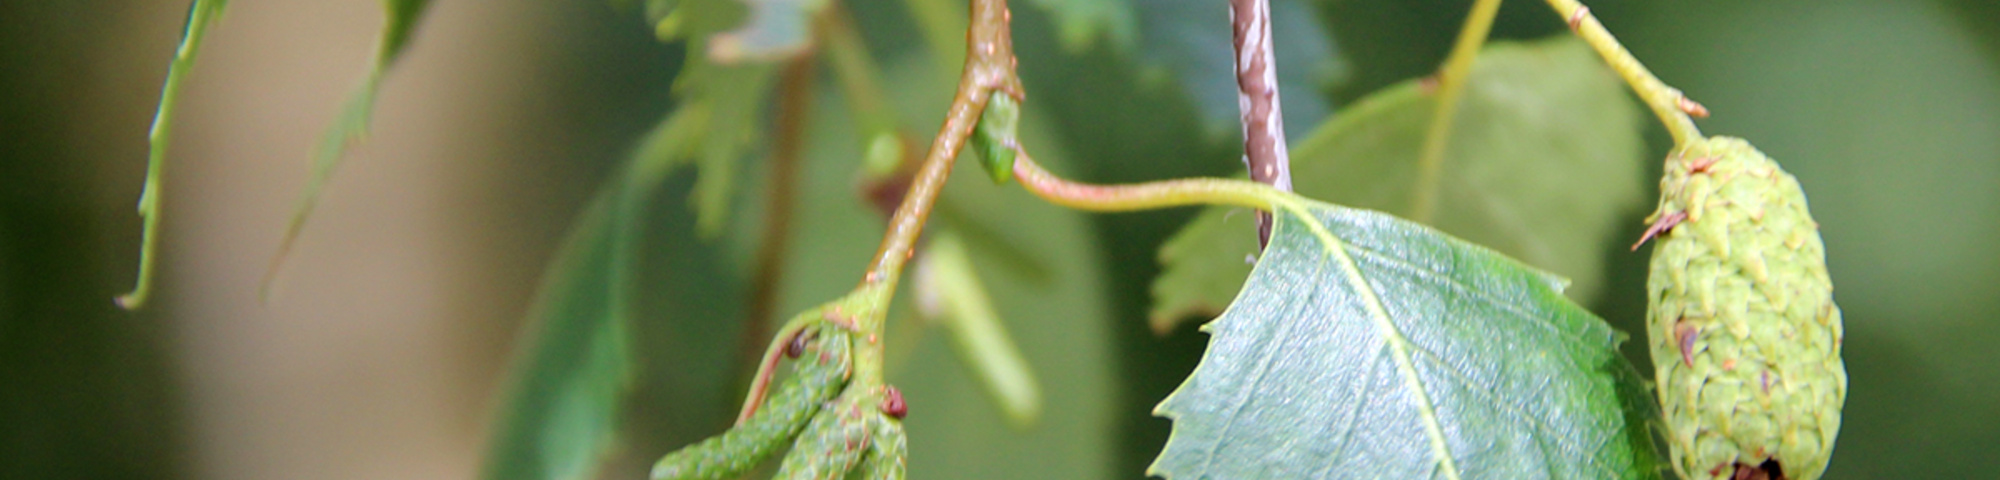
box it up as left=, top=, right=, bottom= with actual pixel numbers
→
left=119, top=0, right=228, bottom=309
left=1150, top=200, right=1661, bottom=479
left=267, top=0, right=433, bottom=295
left=1152, top=38, right=1645, bottom=330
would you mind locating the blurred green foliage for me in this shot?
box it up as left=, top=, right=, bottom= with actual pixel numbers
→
left=4, top=0, right=1998, bottom=479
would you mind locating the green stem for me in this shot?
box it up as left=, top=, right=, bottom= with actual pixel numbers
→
left=734, top=54, right=818, bottom=403
left=849, top=0, right=1021, bottom=387
left=1410, top=0, right=1502, bottom=224
left=120, top=0, right=229, bottom=310
left=1010, top=148, right=1280, bottom=214
left=1541, top=0, right=1705, bottom=146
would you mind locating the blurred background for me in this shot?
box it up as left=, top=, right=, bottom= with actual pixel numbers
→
left=2, top=0, right=1995, bottom=479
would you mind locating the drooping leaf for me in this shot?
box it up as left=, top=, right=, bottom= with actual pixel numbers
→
left=1136, top=0, right=1345, bottom=139
left=1151, top=37, right=1645, bottom=331
left=267, top=0, right=433, bottom=294
left=480, top=193, right=634, bottom=480
left=1150, top=199, right=1662, bottom=479
left=118, top=0, right=229, bottom=310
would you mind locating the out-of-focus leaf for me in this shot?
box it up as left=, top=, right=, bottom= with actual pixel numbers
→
left=118, top=0, right=228, bottom=309
left=1151, top=37, right=1644, bottom=331
left=267, top=0, right=433, bottom=293
left=1151, top=199, right=1661, bottom=479
left=1136, top=0, right=1344, bottom=139
left=1023, top=0, right=1135, bottom=52
left=758, top=57, right=1117, bottom=479
left=481, top=193, right=633, bottom=480
left=708, top=0, right=828, bottom=62
left=636, top=0, right=779, bottom=237
left=913, top=231, right=1043, bottom=427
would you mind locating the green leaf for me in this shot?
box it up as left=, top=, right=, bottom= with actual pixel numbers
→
left=1022, top=0, right=1136, bottom=51
left=1150, top=199, right=1661, bottom=479
left=912, top=231, right=1042, bottom=427
left=708, top=0, right=828, bottom=62
left=267, top=0, right=433, bottom=295
left=119, top=0, right=229, bottom=309
left=1136, top=0, right=1345, bottom=139
left=480, top=193, right=634, bottom=480
left=1151, top=37, right=1645, bottom=331
left=635, top=0, right=782, bottom=238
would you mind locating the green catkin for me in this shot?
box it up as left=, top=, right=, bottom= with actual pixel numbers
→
left=773, top=399, right=873, bottom=480
left=1642, top=136, right=1846, bottom=480
left=649, top=326, right=853, bottom=480
left=849, top=414, right=907, bottom=480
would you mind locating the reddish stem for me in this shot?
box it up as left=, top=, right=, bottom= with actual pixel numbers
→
left=1230, top=0, right=1294, bottom=245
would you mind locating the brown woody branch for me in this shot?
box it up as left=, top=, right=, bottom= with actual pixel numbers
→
left=1230, top=0, right=1294, bottom=246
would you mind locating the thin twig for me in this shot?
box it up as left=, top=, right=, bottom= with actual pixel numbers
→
left=854, top=0, right=1020, bottom=298
left=1410, top=0, right=1503, bottom=224
left=1229, top=0, right=1294, bottom=246
left=736, top=0, right=1022, bottom=414
left=1542, top=0, right=1704, bottom=146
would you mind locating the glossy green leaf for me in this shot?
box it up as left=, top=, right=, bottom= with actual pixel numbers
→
left=1136, top=0, right=1344, bottom=139
left=1151, top=37, right=1645, bottom=331
left=480, top=193, right=634, bottom=480
left=1150, top=199, right=1662, bottom=479
left=268, top=0, right=433, bottom=293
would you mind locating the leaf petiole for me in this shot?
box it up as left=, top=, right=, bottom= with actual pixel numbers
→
left=1542, top=0, right=1705, bottom=146
left=1411, top=0, right=1503, bottom=223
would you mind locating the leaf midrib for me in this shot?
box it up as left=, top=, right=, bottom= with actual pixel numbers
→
left=1275, top=201, right=1462, bottom=480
